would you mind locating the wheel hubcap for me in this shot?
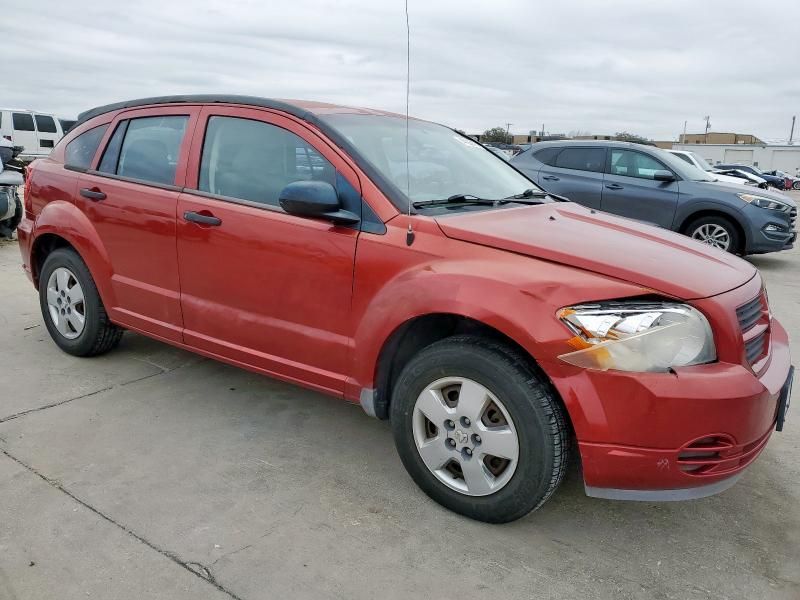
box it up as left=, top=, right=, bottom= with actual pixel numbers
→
left=46, top=267, right=86, bottom=340
left=691, top=223, right=731, bottom=250
left=412, top=377, right=519, bottom=496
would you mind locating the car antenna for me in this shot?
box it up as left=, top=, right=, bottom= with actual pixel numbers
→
left=404, top=0, right=415, bottom=246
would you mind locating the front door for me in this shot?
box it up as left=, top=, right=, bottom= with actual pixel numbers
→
left=76, top=106, right=200, bottom=341
left=176, top=106, right=361, bottom=394
left=601, top=148, right=680, bottom=229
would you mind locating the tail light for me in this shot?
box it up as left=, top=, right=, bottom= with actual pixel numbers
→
left=23, top=163, right=33, bottom=214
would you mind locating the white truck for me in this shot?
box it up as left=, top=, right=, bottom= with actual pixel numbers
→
left=0, top=108, right=65, bottom=163
left=667, top=150, right=758, bottom=186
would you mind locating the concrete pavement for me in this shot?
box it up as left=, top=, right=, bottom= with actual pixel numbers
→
left=1, top=197, right=798, bottom=599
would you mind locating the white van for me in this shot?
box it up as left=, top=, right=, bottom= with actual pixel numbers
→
left=0, top=108, right=65, bottom=162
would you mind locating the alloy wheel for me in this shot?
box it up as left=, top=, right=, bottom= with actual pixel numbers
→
left=46, top=267, right=86, bottom=340
left=412, top=377, right=519, bottom=496
left=691, top=223, right=731, bottom=251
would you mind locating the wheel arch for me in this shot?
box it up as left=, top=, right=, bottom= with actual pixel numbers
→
left=678, top=208, right=747, bottom=252
left=367, top=313, right=570, bottom=433
left=29, top=201, right=115, bottom=307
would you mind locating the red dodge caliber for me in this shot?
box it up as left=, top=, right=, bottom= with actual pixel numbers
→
left=17, top=96, right=793, bottom=522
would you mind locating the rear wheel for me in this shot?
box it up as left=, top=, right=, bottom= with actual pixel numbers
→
left=39, top=248, right=123, bottom=356
left=793, top=180, right=800, bottom=191
left=390, top=335, right=569, bottom=523
left=686, top=215, right=741, bottom=253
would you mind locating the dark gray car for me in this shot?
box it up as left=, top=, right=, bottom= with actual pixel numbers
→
left=511, top=141, right=797, bottom=254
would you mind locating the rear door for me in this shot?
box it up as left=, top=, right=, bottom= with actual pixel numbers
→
left=11, top=112, right=38, bottom=154
left=176, top=106, right=361, bottom=394
left=537, top=146, right=606, bottom=208
left=601, top=148, right=679, bottom=228
left=33, top=114, right=62, bottom=154
left=76, top=106, right=201, bottom=341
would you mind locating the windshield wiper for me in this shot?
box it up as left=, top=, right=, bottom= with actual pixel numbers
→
left=501, top=189, right=570, bottom=203
left=412, top=194, right=498, bottom=208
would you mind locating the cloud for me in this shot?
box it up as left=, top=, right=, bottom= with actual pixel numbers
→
left=2, top=0, right=797, bottom=140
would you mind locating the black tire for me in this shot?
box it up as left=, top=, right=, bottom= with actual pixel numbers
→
left=39, top=248, right=123, bottom=356
left=793, top=181, right=800, bottom=191
left=390, top=335, right=569, bottom=523
left=0, top=190, right=20, bottom=239
left=685, top=214, right=742, bottom=254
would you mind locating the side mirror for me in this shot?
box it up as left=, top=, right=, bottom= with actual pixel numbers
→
left=653, top=170, right=676, bottom=182
left=278, top=180, right=359, bottom=224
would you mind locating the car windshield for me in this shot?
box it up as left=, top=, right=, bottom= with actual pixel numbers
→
left=321, top=114, right=540, bottom=209
left=687, top=152, right=715, bottom=172
left=651, top=148, right=715, bottom=182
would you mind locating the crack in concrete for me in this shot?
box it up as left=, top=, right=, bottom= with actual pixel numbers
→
left=0, top=362, right=194, bottom=424
left=1, top=449, right=244, bottom=600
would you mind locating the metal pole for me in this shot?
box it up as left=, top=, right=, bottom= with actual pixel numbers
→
left=790, top=116, right=796, bottom=144
left=682, top=120, right=687, bottom=144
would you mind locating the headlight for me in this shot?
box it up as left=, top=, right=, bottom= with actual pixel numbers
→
left=738, top=193, right=792, bottom=212
left=557, top=302, right=716, bottom=372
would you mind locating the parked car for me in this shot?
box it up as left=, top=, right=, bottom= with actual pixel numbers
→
left=18, top=96, right=794, bottom=523
left=668, top=150, right=753, bottom=186
left=0, top=108, right=65, bottom=163
left=714, top=163, right=786, bottom=189
left=511, top=141, right=796, bottom=254
left=59, top=118, right=77, bottom=134
left=761, top=169, right=800, bottom=191
left=712, top=168, right=768, bottom=188
left=0, top=138, right=24, bottom=238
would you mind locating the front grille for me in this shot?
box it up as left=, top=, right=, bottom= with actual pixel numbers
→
left=745, top=330, right=768, bottom=364
left=790, top=207, right=797, bottom=230
left=737, top=292, right=770, bottom=366
left=736, top=294, right=764, bottom=332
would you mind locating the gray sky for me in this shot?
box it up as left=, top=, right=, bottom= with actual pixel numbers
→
left=2, top=0, right=798, bottom=140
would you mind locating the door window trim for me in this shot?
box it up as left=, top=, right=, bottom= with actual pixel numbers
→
left=551, top=146, right=608, bottom=173
left=605, top=148, right=675, bottom=179
left=182, top=106, right=386, bottom=233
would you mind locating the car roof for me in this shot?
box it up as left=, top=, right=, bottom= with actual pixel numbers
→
left=529, top=139, right=657, bottom=150
left=75, top=94, right=407, bottom=128
left=0, top=108, right=56, bottom=114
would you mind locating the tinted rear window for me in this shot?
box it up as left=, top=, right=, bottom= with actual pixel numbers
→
left=34, top=115, right=58, bottom=133
left=533, top=147, right=562, bottom=166
left=65, top=125, right=109, bottom=169
left=555, top=147, right=605, bottom=172
left=12, top=113, right=35, bottom=131
left=116, top=116, right=188, bottom=185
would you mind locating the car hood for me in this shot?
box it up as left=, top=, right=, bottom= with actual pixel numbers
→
left=435, top=202, right=757, bottom=300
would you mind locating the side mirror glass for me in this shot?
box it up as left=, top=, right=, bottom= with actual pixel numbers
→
left=653, top=170, right=676, bottom=182
left=278, top=180, right=359, bottom=224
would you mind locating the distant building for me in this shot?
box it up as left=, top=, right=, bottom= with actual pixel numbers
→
left=679, top=132, right=764, bottom=145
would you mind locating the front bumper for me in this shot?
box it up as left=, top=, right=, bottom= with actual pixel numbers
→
left=542, top=298, right=792, bottom=499
left=741, top=202, right=796, bottom=253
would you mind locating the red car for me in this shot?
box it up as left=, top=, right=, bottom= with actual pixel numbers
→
left=17, top=96, right=793, bottom=522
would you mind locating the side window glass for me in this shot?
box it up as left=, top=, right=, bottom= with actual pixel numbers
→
left=12, top=113, right=35, bottom=131
left=199, top=116, right=336, bottom=206
left=98, top=121, right=128, bottom=174
left=116, top=116, right=188, bottom=185
left=533, top=147, right=562, bottom=166
left=674, top=153, right=693, bottom=165
left=65, top=124, right=109, bottom=169
left=555, top=147, right=605, bottom=172
left=34, top=115, right=58, bottom=133
left=610, top=150, right=669, bottom=179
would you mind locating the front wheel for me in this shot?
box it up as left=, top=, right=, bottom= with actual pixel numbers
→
left=686, top=215, right=741, bottom=253
left=390, top=336, right=570, bottom=523
left=793, top=181, right=800, bottom=191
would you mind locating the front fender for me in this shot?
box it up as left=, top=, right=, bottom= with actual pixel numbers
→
left=674, top=198, right=745, bottom=230
left=31, top=200, right=115, bottom=306
left=349, top=242, right=648, bottom=398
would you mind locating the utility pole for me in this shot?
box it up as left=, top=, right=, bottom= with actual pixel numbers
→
left=703, top=115, right=711, bottom=144
left=682, top=120, right=687, bottom=144
left=790, top=116, right=796, bottom=145
left=505, top=122, right=513, bottom=144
